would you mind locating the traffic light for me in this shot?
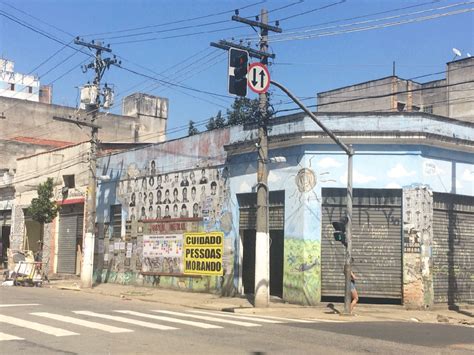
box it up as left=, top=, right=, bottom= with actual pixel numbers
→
left=332, top=217, right=348, bottom=246
left=228, top=48, right=248, bottom=97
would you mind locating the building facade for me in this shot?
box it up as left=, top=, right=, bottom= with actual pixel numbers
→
left=0, top=89, right=168, bottom=267
left=317, top=57, right=474, bottom=124
left=94, top=112, right=474, bottom=308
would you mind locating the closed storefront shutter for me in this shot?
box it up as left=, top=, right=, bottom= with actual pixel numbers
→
left=321, top=188, right=403, bottom=299
left=433, top=193, right=474, bottom=304
left=57, top=205, right=84, bottom=274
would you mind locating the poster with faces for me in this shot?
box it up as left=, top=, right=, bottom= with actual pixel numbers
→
left=122, top=163, right=229, bottom=223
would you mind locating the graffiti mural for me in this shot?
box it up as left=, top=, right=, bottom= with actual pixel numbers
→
left=284, top=237, right=321, bottom=305
left=97, top=156, right=233, bottom=291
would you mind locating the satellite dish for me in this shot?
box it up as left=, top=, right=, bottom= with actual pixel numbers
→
left=452, top=48, right=462, bottom=57
left=467, top=53, right=472, bottom=58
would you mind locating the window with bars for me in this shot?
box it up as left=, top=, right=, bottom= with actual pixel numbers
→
left=110, top=205, right=122, bottom=238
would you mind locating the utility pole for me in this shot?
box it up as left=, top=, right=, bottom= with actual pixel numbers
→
left=54, top=38, right=118, bottom=288
left=255, top=9, right=270, bottom=308
left=211, top=9, right=281, bottom=307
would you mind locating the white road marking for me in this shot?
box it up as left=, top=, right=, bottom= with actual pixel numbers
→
left=190, top=311, right=343, bottom=324
left=73, top=311, right=177, bottom=330
left=308, top=318, right=345, bottom=323
left=0, top=304, right=40, bottom=308
left=31, top=312, right=134, bottom=333
left=0, top=332, right=23, bottom=341
left=153, top=310, right=261, bottom=327
left=224, top=313, right=314, bottom=323
left=116, top=310, right=222, bottom=329
left=0, top=314, right=78, bottom=337
left=189, top=310, right=284, bottom=323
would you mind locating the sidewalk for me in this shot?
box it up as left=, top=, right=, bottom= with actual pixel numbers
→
left=47, top=279, right=474, bottom=327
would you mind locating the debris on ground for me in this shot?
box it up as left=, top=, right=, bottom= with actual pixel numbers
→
left=437, top=314, right=450, bottom=323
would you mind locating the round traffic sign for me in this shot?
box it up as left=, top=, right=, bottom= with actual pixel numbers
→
left=247, top=63, right=270, bottom=94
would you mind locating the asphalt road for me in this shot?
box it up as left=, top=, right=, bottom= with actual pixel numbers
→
left=0, top=287, right=472, bottom=354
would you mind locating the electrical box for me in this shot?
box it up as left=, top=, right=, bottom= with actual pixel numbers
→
left=80, top=84, right=98, bottom=105
left=102, top=86, right=114, bottom=109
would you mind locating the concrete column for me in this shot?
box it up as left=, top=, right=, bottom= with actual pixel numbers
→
left=9, top=204, right=25, bottom=250
left=402, top=187, right=434, bottom=309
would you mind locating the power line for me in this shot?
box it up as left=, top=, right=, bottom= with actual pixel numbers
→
left=110, top=24, right=245, bottom=45
left=80, top=0, right=266, bottom=37
left=277, top=0, right=347, bottom=22
left=0, top=9, right=92, bottom=58
left=266, top=0, right=474, bottom=41
left=267, top=7, right=474, bottom=43
left=1, top=6, right=232, bottom=117
left=274, top=0, right=444, bottom=33
left=117, top=64, right=231, bottom=100
left=1, top=1, right=75, bottom=37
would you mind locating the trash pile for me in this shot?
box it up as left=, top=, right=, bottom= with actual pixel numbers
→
left=2, top=249, right=46, bottom=287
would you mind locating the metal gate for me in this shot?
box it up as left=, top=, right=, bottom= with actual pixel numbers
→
left=238, top=191, right=285, bottom=297
left=321, top=188, right=403, bottom=299
left=57, top=208, right=83, bottom=274
left=433, top=192, right=474, bottom=304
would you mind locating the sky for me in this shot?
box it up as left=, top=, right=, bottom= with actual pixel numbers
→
left=1, top=0, right=473, bottom=140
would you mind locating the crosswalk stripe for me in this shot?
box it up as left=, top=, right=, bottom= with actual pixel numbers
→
left=192, top=311, right=316, bottom=323
left=115, top=310, right=222, bottom=329
left=0, top=304, right=40, bottom=308
left=0, top=332, right=23, bottom=341
left=73, top=311, right=178, bottom=330
left=189, top=310, right=284, bottom=323
left=153, top=310, right=261, bottom=327
left=31, top=312, right=134, bottom=333
left=0, top=314, right=78, bottom=337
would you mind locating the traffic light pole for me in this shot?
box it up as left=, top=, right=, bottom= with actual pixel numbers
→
left=270, top=80, right=354, bottom=315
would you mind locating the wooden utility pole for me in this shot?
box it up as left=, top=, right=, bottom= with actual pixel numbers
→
left=54, top=38, right=118, bottom=288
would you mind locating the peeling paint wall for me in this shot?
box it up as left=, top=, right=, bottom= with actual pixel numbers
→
left=403, top=187, right=434, bottom=309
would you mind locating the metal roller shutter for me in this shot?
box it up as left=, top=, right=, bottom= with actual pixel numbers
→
left=57, top=212, right=83, bottom=274
left=433, top=193, right=474, bottom=304
left=322, top=188, right=403, bottom=299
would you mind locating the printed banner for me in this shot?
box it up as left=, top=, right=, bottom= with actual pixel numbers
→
left=183, top=232, right=224, bottom=276
left=142, top=234, right=184, bottom=274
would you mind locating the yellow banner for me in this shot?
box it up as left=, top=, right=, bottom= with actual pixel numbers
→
left=183, top=232, right=224, bottom=276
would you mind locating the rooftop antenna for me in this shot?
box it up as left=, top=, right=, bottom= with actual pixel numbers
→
left=452, top=47, right=462, bottom=60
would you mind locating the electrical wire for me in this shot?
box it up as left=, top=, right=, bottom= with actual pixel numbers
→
left=265, top=0, right=474, bottom=41
left=110, top=24, right=245, bottom=45
left=80, top=0, right=266, bottom=37
left=277, top=0, right=347, bottom=22
left=267, top=7, right=474, bottom=43
left=0, top=9, right=92, bottom=59
left=278, top=0, right=444, bottom=32
left=1, top=1, right=75, bottom=37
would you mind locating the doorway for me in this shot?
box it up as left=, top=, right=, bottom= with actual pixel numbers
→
left=238, top=190, right=285, bottom=299
left=1, top=225, right=10, bottom=266
left=241, top=229, right=284, bottom=298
